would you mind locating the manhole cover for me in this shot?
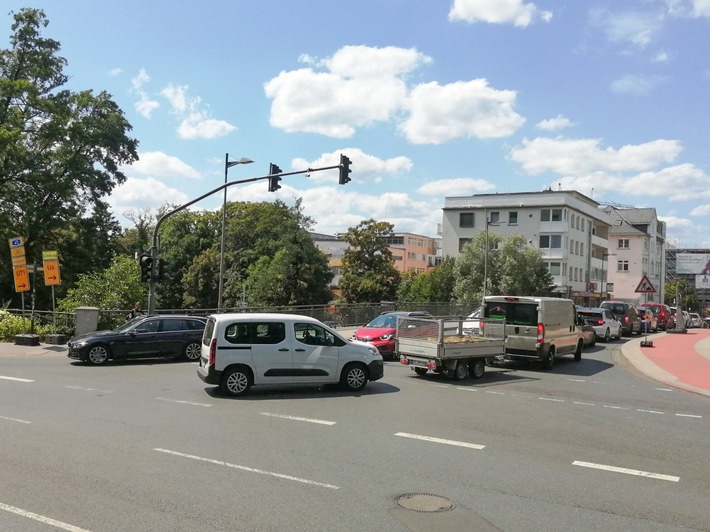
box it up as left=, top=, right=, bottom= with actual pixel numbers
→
left=395, top=493, right=455, bottom=513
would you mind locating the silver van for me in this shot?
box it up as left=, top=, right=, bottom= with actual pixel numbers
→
left=483, top=296, right=583, bottom=368
left=197, top=313, right=384, bottom=396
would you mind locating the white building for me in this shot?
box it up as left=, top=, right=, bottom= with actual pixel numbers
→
left=441, top=190, right=613, bottom=304
left=603, top=207, right=666, bottom=304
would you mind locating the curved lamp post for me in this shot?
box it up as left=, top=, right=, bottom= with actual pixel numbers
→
left=218, top=154, right=253, bottom=311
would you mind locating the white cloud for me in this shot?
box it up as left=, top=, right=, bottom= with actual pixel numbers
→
left=264, top=46, right=430, bottom=138
left=510, top=137, right=682, bottom=175
left=125, top=151, right=201, bottom=179
left=291, top=148, right=412, bottom=184
left=109, top=176, right=191, bottom=214
left=589, top=8, right=664, bottom=48
left=400, top=80, right=525, bottom=143
left=159, top=84, right=236, bottom=139
left=536, top=115, right=574, bottom=131
left=449, top=0, right=552, bottom=26
left=417, top=177, right=496, bottom=197
left=692, top=0, right=710, bottom=16
left=610, top=74, right=666, bottom=95
left=689, top=204, right=710, bottom=216
left=130, top=69, right=160, bottom=119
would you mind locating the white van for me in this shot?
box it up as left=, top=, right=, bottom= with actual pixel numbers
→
left=483, top=296, right=583, bottom=368
left=197, top=313, right=384, bottom=396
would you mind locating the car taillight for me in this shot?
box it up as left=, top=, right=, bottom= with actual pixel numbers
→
left=208, top=338, right=216, bottom=366
left=624, top=316, right=629, bottom=324
left=596, top=320, right=604, bottom=326
left=537, top=323, right=544, bottom=345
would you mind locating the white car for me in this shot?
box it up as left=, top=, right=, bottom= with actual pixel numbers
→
left=462, top=307, right=481, bottom=336
left=577, top=307, right=622, bottom=342
left=688, top=312, right=702, bottom=328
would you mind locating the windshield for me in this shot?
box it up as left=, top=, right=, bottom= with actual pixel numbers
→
left=115, top=317, right=144, bottom=333
left=365, top=315, right=398, bottom=329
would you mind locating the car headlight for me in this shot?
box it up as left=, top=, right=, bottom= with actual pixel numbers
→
left=71, top=339, right=88, bottom=348
left=368, top=347, right=379, bottom=356
left=379, top=333, right=395, bottom=341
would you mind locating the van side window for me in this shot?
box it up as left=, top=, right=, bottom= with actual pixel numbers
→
left=295, top=323, right=345, bottom=347
left=252, top=322, right=286, bottom=344
left=225, top=323, right=250, bottom=343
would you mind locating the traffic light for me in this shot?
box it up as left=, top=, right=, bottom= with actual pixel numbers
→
left=139, top=253, right=153, bottom=282
left=155, top=259, right=165, bottom=282
left=268, top=163, right=282, bottom=192
left=338, top=154, right=352, bottom=185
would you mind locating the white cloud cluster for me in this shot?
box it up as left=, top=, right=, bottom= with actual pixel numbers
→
left=160, top=84, right=237, bottom=140
left=448, top=0, right=552, bottom=26
left=126, top=151, right=201, bottom=179
left=131, top=69, right=160, bottom=118
left=265, top=45, right=524, bottom=144
left=291, top=148, right=413, bottom=184
left=536, top=115, right=574, bottom=132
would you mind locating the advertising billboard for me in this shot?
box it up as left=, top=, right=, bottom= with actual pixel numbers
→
left=676, top=253, right=710, bottom=274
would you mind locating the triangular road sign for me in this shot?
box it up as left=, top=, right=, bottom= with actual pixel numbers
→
left=635, top=274, right=656, bottom=293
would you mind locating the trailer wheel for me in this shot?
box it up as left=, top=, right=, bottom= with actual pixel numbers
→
left=414, top=367, right=428, bottom=376
left=453, top=360, right=469, bottom=380
left=469, top=359, right=485, bottom=379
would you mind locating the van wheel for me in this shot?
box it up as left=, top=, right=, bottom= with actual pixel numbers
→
left=469, top=359, right=485, bottom=379
left=544, top=347, right=555, bottom=370
left=453, top=360, right=469, bottom=380
left=221, top=367, right=252, bottom=397
left=414, top=367, right=428, bottom=376
left=574, top=340, right=583, bottom=361
left=341, top=363, right=368, bottom=392
left=184, top=342, right=201, bottom=361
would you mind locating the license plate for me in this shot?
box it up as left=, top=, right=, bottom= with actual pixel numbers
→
left=408, top=358, right=428, bottom=368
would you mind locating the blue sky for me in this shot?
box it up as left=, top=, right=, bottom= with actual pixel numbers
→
left=5, top=1, right=710, bottom=246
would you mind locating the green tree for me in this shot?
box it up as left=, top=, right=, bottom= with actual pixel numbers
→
left=0, top=8, right=138, bottom=306
left=396, top=257, right=456, bottom=302
left=664, top=278, right=698, bottom=311
left=453, top=232, right=503, bottom=304
left=340, top=219, right=400, bottom=303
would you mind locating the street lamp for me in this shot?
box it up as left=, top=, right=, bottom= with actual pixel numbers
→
left=601, top=252, right=616, bottom=302
left=218, top=153, right=253, bottom=311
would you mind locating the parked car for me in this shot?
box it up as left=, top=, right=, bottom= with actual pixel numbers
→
left=577, top=316, right=597, bottom=348
left=688, top=312, right=703, bottom=328
left=197, top=313, right=383, bottom=396
left=462, top=307, right=482, bottom=336
left=639, top=303, right=674, bottom=331
left=600, top=301, right=642, bottom=336
left=577, top=307, right=622, bottom=342
left=640, top=309, right=658, bottom=333
left=67, top=315, right=207, bottom=365
left=352, top=310, right=432, bottom=360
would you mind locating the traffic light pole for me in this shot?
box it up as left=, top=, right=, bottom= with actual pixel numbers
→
left=146, top=162, right=344, bottom=314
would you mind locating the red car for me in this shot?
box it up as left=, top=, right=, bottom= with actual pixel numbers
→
left=352, top=311, right=432, bottom=360
left=639, top=303, right=675, bottom=331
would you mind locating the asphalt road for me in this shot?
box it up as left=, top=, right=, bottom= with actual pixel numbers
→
left=1, top=338, right=708, bottom=532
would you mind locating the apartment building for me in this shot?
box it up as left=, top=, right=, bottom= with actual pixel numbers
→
left=379, top=233, right=439, bottom=274
left=441, top=190, right=613, bottom=305
left=603, top=207, right=666, bottom=304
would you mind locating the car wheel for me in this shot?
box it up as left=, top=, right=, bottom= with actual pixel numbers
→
left=453, top=360, right=469, bottom=380
left=544, top=347, right=555, bottom=370
left=574, top=340, right=583, bottom=361
left=414, top=367, right=428, bottom=376
left=469, top=359, right=485, bottom=379
left=590, top=335, right=596, bottom=347
left=87, top=345, right=110, bottom=365
left=220, top=367, right=252, bottom=397
left=603, top=328, right=610, bottom=342
left=184, top=342, right=201, bottom=361
left=341, top=363, right=368, bottom=392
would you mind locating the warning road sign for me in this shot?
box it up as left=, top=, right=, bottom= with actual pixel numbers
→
left=635, top=274, right=656, bottom=294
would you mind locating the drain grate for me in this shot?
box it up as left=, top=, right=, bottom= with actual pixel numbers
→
left=395, top=493, right=455, bottom=513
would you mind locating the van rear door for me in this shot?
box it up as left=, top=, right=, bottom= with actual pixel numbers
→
left=484, top=299, right=539, bottom=356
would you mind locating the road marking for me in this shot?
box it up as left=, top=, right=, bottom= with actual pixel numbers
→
left=572, top=460, right=679, bottom=482
left=637, top=409, right=664, bottom=415
left=539, top=397, right=564, bottom=402
left=676, top=413, right=702, bottom=419
left=0, top=502, right=92, bottom=531
left=153, top=448, right=339, bottom=489
left=395, top=432, right=485, bottom=450
left=655, top=388, right=674, bottom=392
left=573, top=401, right=596, bottom=406
left=155, top=397, right=211, bottom=407
left=0, top=415, right=31, bottom=424
left=566, top=378, right=586, bottom=382
left=456, top=387, right=479, bottom=392
left=0, top=375, right=34, bottom=383
left=65, top=385, right=113, bottom=393
left=603, top=405, right=629, bottom=410
left=485, top=391, right=505, bottom=395
left=260, top=412, right=335, bottom=425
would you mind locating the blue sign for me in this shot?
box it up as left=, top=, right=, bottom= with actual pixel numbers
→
left=9, top=237, right=22, bottom=247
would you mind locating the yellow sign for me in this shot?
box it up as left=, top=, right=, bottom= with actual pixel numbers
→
left=42, top=250, right=58, bottom=261
left=11, top=254, right=26, bottom=267
left=13, top=265, right=30, bottom=292
left=43, top=260, right=61, bottom=286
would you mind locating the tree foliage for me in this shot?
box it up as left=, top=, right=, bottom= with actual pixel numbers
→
left=0, top=8, right=138, bottom=307
left=664, top=278, right=699, bottom=311
left=340, top=219, right=400, bottom=303
left=397, top=257, right=456, bottom=302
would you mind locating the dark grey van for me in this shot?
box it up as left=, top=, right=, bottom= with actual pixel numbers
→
left=600, top=301, right=642, bottom=336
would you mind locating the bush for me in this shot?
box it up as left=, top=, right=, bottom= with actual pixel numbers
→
left=0, top=313, right=53, bottom=342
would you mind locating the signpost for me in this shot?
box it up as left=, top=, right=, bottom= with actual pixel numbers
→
left=635, top=274, right=656, bottom=347
left=42, top=251, right=61, bottom=286
left=8, top=237, right=30, bottom=294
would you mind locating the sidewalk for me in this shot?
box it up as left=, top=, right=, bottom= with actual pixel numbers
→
left=0, top=341, right=67, bottom=357
left=620, top=328, right=710, bottom=397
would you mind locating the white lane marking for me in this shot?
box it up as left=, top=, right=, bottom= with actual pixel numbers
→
left=153, top=448, right=339, bottom=489
left=485, top=391, right=505, bottom=395
left=539, top=397, right=564, bottom=402
left=573, top=460, right=679, bottom=482
left=637, top=409, right=664, bottom=415
left=65, top=386, right=113, bottom=393
left=655, top=388, right=674, bottom=392
left=260, top=412, right=335, bottom=425
left=676, top=413, right=702, bottom=419
left=0, top=502, right=92, bottom=531
left=566, top=378, right=586, bottom=382
left=603, top=405, right=629, bottom=410
left=155, top=397, right=211, bottom=407
left=0, top=375, right=34, bottom=383
left=573, top=401, right=596, bottom=406
left=0, top=415, right=31, bottom=424
left=430, top=384, right=448, bottom=388
left=456, top=387, right=479, bottom=392
left=395, top=432, right=485, bottom=450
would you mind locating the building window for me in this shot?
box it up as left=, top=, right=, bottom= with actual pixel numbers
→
left=618, top=238, right=629, bottom=249
left=541, top=208, right=563, bottom=222
left=459, top=238, right=471, bottom=252
left=549, top=262, right=561, bottom=275
left=509, top=211, right=518, bottom=224
left=618, top=260, right=629, bottom=271
left=460, top=213, right=474, bottom=227
left=539, top=235, right=562, bottom=248
left=489, top=211, right=500, bottom=223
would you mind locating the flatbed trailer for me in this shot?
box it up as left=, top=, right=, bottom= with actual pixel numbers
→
left=396, top=316, right=506, bottom=380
